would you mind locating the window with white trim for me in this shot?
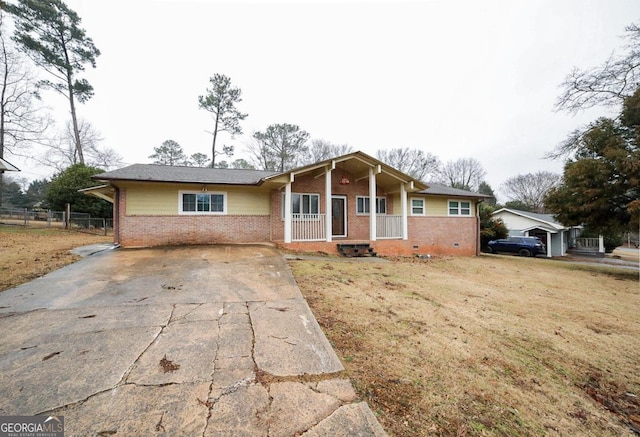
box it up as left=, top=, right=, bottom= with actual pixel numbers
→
left=281, top=193, right=320, bottom=217
left=180, top=191, right=226, bottom=214
left=410, top=198, right=425, bottom=216
left=448, top=200, right=471, bottom=216
left=356, top=196, right=387, bottom=215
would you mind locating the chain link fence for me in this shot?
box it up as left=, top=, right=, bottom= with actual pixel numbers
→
left=0, top=207, right=113, bottom=236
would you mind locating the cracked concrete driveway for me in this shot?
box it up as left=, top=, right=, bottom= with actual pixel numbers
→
left=0, top=245, right=386, bottom=436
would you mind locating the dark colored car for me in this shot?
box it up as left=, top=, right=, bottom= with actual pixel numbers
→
left=487, top=236, right=546, bottom=257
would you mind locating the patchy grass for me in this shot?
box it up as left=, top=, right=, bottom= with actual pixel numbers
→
left=0, top=225, right=111, bottom=291
left=289, top=254, right=640, bottom=436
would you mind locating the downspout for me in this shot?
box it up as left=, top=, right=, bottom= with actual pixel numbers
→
left=114, top=186, right=120, bottom=245
left=284, top=175, right=293, bottom=243
left=476, top=199, right=484, bottom=256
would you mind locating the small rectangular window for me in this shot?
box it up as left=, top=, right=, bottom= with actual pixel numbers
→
left=182, top=193, right=196, bottom=212
left=411, top=198, right=425, bottom=215
left=356, top=196, right=386, bottom=214
left=448, top=200, right=472, bottom=216
left=357, top=197, right=369, bottom=214
left=211, top=194, right=224, bottom=212
left=460, top=201, right=471, bottom=216
left=180, top=191, right=226, bottom=214
left=282, top=193, right=320, bottom=217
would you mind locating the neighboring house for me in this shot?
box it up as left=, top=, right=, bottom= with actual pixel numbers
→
left=491, top=208, right=582, bottom=257
left=84, top=151, right=490, bottom=256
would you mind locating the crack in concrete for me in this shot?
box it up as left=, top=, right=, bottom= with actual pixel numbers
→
left=198, top=299, right=365, bottom=436
left=169, top=302, right=205, bottom=324
left=202, top=302, right=224, bottom=437
left=122, top=304, right=176, bottom=385
left=32, top=305, right=178, bottom=416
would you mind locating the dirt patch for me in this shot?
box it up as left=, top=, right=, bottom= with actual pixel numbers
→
left=290, top=254, right=640, bottom=436
left=0, top=226, right=111, bottom=292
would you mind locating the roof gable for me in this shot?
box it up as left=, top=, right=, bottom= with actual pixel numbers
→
left=492, top=208, right=568, bottom=229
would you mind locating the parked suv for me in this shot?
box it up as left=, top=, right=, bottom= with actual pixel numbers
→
left=487, top=236, right=546, bottom=257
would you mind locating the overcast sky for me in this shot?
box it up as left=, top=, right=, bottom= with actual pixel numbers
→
left=9, top=0, right=640, bottom=201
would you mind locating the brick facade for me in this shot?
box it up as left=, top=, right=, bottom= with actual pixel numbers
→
left=116, top=188, right=271, bottom=247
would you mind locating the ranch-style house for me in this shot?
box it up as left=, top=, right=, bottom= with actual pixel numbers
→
left=84, top=151, right=490, bottom=256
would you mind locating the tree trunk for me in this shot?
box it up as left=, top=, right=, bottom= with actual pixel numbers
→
left=210, top=112, right=220, bottom=168
left=68, top=85, right=84, bottom=165
left=63, top=42, right=84, bottom=165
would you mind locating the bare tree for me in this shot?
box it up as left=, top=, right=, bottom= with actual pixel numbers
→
left=0, top=12, right=50, bottom=160
left=303, top=139, right=353, bottom=164
left=6, top=0, right=101, bottom=164
left=376, top=147, right=440, bottom=181
left=40, top=120, right=122, bottom=171
left=501, top=171, right=562, bottom=213
left=437, top=157, right=486, bottom=192
left=555, top=23, right=640, bottom=113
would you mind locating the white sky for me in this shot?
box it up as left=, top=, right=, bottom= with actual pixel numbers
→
left=9, top=0, right=640, bottom=202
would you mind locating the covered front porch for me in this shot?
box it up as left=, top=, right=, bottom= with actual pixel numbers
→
left=290, top=213, right=405, bottom=241
left=265, top=152, right=426, bottom=244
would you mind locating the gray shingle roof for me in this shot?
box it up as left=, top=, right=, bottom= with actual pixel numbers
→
left=93, top=164, right=279, bottom=185
left=419, top=182, right=491, bottom=198
left=500, top=208, right=562, bottom=226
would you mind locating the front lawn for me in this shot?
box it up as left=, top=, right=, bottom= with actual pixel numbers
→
left=290, top=254, right=639, bottom=436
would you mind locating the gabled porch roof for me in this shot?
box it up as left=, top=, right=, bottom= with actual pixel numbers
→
left=263, top=151, right=428, bottom=192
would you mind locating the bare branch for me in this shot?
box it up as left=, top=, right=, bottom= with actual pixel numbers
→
left=555, top=23, right=640, bottom=113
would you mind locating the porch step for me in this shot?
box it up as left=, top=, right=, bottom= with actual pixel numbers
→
left=337, top=243, right=377, bottom=258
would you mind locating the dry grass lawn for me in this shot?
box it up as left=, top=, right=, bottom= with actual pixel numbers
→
left=290, top=254, right=639, bottom=436
left=2, top=226, right=637, bottom=435
left=0, top=225, right=111, bottom=291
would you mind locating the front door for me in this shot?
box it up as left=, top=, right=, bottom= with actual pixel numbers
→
left=331, top=196, right=347, bottom=237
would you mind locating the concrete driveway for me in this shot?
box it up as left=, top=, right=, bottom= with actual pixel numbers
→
left=0, top=245, right=386, bottom=436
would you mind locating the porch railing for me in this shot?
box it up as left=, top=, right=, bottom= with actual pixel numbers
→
left=376, top=215, right=403, bottom=239
left=292, top=213, right=326, bottom=241
left=571, top=237, right=604, bottom=252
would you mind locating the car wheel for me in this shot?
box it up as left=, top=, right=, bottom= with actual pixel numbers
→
left=518, top=248, right=532, bottom=257
left=487, top=246, right=494, bottom=253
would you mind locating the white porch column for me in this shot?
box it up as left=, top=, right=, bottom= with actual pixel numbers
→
left=325, top=165, right=332, bottom=242
left=598, top=234, right=605, bottom=253
left=401, top=182, right=408, bottom=240
left=546, top=231, right=552, bottom=258
left=284, top=176, right=293, bottom=243
left=560, top=230, right=565, bottom=255
left=369, top=166, right=377, bottom=241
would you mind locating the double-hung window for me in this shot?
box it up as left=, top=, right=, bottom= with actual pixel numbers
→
left=282, top=193, right=320, bottom=217
left=356, top=196, right=387, bottom=215
left=180, top=191, right=226, bottom=214
left=410, top=198, right=425, bottom=216
left=448, top=200, right=471, bottom=216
